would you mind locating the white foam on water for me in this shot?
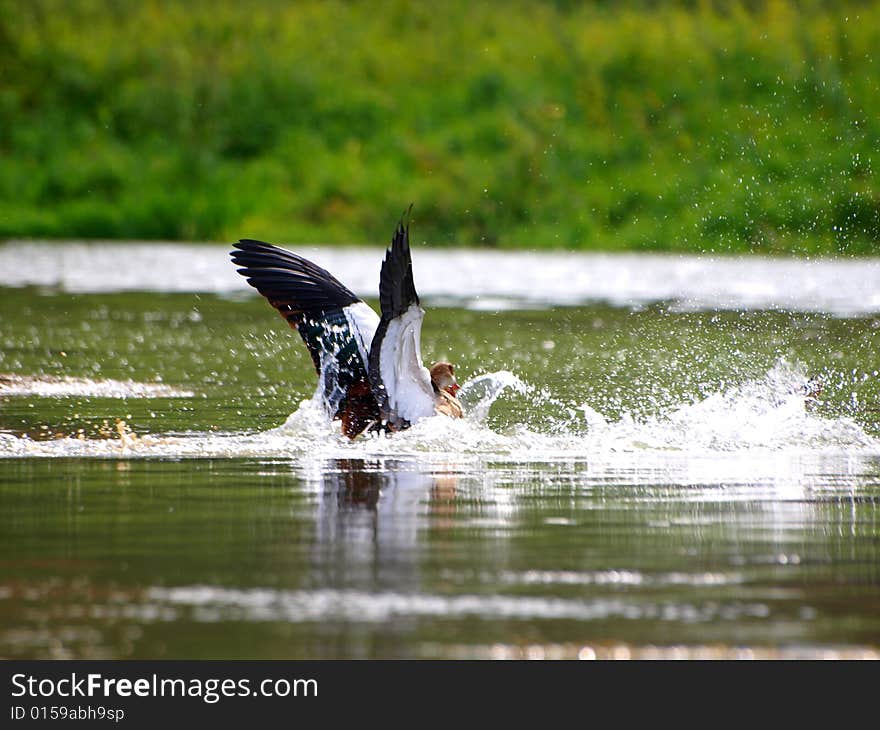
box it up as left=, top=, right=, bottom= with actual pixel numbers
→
left=1, top=363, right=878, bottom=470
left=2, top=241, right=879, bottom=315
left=574, top=360, right=878, bottom=454
left=0, top=374, right=193, bottom=398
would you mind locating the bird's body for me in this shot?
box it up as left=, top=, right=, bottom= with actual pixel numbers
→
left=435, top=387, right=464, bottom=419
left=231, top=214, right=462, bottom=438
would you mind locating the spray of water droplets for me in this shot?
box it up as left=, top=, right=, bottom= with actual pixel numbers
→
left=1, top=359, right=877, bottom=462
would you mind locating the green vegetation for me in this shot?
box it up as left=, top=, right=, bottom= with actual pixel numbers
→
left=1, top=0, right=878, bottom=253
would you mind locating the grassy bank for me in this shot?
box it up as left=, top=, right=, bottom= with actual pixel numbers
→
left=0, top=0, right=878, bottom=253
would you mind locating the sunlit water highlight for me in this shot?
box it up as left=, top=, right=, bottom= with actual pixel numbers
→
left=0, top=373, right=193, bottom=399
left=3, top=241, right=880, bottom=315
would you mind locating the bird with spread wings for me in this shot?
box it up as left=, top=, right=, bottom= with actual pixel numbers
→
left=230, top=212, right=462, bottom=437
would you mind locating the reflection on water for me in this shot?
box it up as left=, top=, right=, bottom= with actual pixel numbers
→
left=1, top=454, right=879, bottom=659
left=311, top=460, right=455, bottom=593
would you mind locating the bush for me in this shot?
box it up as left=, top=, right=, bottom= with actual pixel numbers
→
left=0, top=0, right=877, bottom=254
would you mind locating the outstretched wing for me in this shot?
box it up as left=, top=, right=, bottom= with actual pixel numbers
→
left=231, top=239, right=380, bottom=432
left=231, top=240, right=361, bottom=326
left=368, top=215, right=436, bottom=429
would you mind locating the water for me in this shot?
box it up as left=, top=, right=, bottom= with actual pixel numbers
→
left=3, top=240, right=880, bottom=314
left=1, top=243, right=879, bottom=659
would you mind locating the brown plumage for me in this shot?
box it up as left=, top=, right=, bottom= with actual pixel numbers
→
left=430, top=361, right=463, bottom=419
left=340, top=380, right=382, bottom=438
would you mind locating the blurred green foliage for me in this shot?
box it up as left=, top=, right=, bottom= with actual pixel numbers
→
left=0, top=0, right=878, bottom=253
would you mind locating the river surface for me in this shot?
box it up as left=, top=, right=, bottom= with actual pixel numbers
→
left=1, top=242, right=879, bottom=659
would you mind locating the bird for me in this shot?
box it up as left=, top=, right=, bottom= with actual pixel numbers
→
left=230, top=211, right=463, bottom=438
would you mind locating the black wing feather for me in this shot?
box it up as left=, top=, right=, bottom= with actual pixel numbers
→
left=230, top=240, right=376, bottom=427
left=368, top=210, right=421, bottom=427
left=378, top=212, right=419, bottom=319
left=368, top=318, right=393, bottom=420
left=231, top=239, right=360, bottom=317
left=230, top=239, right=397, bottom=436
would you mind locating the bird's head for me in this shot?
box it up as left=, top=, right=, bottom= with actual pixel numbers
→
left=430, top=361, right=460, bottom=397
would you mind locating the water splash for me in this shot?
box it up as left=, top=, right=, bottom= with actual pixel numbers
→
left=574, top=359, right=878, bottom=453
left=1, top=363, right=878, bottom=460
left=458, top=370, right=528, bottom=422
